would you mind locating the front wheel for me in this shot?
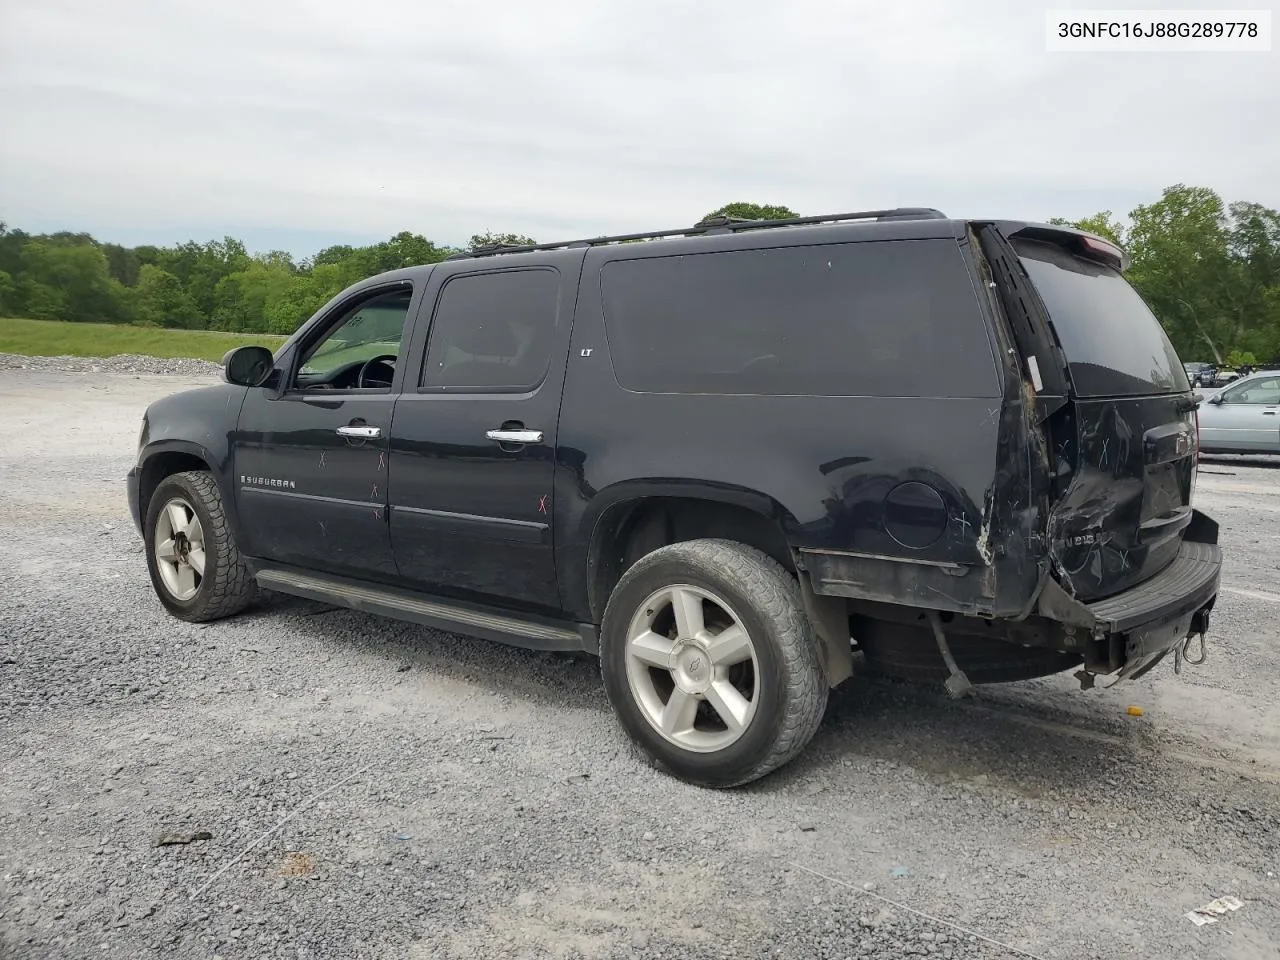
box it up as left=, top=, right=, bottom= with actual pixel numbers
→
left=599, top=539, right=828, bottom=788
left=143, top=470, right=256, bottom=622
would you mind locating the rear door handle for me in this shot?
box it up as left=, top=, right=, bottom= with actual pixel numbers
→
left=337, top=425, right=381, bottom=439
left=486, top=428, right=543, bottom=444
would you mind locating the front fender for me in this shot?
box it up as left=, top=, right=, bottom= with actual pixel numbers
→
left=134, top=439, right=247, bottom=547
left=131, top=382, right=249, bottom=543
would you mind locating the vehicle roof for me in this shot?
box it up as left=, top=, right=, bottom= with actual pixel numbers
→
left=575, top=215, right=970, bottom=264
left=436, top=210, right=1122, bottom=269
left=357, top=209, right=1127, bottom=285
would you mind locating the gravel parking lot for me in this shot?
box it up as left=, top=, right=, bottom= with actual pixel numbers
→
left=2, top=363, right=1278, bottom=960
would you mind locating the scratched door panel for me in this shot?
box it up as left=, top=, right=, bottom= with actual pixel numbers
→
left=233, top=391, right=397, bottom=578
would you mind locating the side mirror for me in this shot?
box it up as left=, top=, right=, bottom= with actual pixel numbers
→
left=223, top=345, right=275, bottom=388
left=1207, top=393, right=1224, bottom=405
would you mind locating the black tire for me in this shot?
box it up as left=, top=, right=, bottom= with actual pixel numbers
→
left=599, top=539, right=827, bottom=788
left=143, top=470, right=256, bottom=623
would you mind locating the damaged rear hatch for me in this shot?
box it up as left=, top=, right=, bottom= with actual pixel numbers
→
left=1011, top=229, right=1198, bottom=602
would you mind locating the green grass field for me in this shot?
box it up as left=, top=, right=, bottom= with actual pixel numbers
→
left=0, top=318, right=286, bottom=362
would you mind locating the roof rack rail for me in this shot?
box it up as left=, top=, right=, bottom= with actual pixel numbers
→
left=446, top=207, right=948, bottom=260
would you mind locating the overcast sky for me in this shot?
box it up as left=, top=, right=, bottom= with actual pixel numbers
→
left=1, top=0, right=1277, bottom=257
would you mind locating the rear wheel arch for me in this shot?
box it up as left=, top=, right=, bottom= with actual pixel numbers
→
left=585, top=493, right=797, bottom=624
left=583, top=492, right=854, bottom=689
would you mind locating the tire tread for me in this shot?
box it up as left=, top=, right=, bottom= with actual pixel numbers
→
left=600, top=538, right=827, bottom=787
left=156, top=471, right=255, bottom=622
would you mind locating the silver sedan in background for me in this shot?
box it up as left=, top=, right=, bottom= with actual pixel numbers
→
left=1198, top=371, right=1280, bottom=454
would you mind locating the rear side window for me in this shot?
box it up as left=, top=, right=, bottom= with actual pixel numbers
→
left=599, top=240, right=1000, bottom=398
left=1014, top=239, right=1189, bottom=397
left=421, top=269, right=560, bottom=392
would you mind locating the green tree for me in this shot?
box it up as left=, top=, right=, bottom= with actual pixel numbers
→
left=701, top=202, right=799, bottom=222
left=16, top=241, right=123, bottom=322
left=102, top=243, right=142, bottom=287
left=468, top=231, right=537, bottom=251
left=1048, top=211, right=1126, bottom=246
left=149, top=238, right=252, bottom=326
left=0, top=222, right=31, bottom=278
left=131, top=265, right=202, bottom=328
left=0, top=270, right=16, bottom=315
left=309, top=244, right=357, bottom=268
left=1124, top=185, right=1237, bottom=363
left=367, top=231, right=450, bottom=272
left=1224, top=349, right=1258, bottom=368
left=20, top=281, right=68, bottom=321
left=255, top=250, right=297, bottom=271
left=1059, top=187, right=1280, bottom=364
left=210, top=261, right=295, bottom=333
left=264, top=264, right=347, bottom=335
left=41, top=230, right=97, bottom=248
left=1226, top=201, right=1280, bottom=360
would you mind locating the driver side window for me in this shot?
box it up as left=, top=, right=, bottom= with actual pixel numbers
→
left=294, top=287, right=414, bottom=392
left=1222, top=376, right=1280, bottom=404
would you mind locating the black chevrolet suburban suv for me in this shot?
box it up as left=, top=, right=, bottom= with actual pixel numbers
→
left=126, top=208, right=1222, bottom=787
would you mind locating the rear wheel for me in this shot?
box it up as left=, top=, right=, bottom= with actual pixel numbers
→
left=599, top=539, right=827, bottom=788
left=144, top=471, right=256, bottom=622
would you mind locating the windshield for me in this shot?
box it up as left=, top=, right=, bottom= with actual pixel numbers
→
left=1015, top=239, right=1189, bottom=397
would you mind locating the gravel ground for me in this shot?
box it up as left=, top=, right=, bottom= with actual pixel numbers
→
left=0, top=352, right=225, bottom=377
left=1, top=364, right=1278, bottom=960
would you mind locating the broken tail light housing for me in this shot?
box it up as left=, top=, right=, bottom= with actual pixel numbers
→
left=1189, top=400, right=1201, bottom=501
left=1187, top=401, right=1198, bottom=463
left=1076, top=235, right=1127, bottom=271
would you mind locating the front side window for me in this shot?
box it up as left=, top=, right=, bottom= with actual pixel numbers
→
left=421, top=269, right=560, bottom=392
left=1221, top=376, right=1280, bottom=404
left=296, top=287, right=414, bottom=390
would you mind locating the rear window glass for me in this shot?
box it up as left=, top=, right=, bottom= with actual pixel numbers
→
left=599, top=240, right=1000, bottom=398
left=1014, top=239, right=1189, bottom=397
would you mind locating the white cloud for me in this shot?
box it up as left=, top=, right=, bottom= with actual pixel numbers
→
left=1, top=0, right=1276, bottom=255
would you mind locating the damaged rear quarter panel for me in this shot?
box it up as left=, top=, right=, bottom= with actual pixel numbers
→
left=804, top=235, right=1053, bottom=619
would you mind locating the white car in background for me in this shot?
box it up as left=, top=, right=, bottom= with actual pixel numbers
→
left=1198, top=371, right=1280, bottom=455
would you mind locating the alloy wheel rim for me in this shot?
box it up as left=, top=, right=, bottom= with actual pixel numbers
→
left=624, top=583, right=760, bottom=753
left=154, top=497, right=206, bottom=601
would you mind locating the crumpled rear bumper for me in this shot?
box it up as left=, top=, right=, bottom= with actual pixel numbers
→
left=1039, top=509, right=1221, bottom=680
left=1089, top=539, right=1220, bottom=679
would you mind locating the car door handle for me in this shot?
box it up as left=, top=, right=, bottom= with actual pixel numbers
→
left=486, top=428, right=543, bottom=444
left=337, top=425, right=381, bottom=439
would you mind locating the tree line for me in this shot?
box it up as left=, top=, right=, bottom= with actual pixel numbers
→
left=1048, top=185, right=1280, bottom=367
left=2, top=189, right=1277, bottom=364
